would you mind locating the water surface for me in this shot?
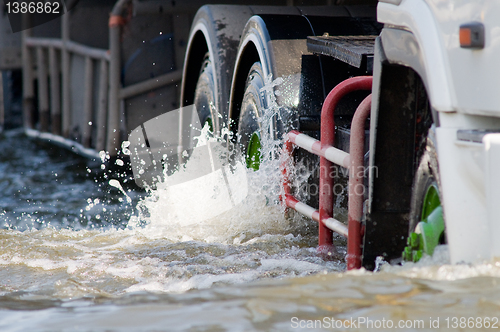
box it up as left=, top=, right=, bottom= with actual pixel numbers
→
left=0, top=130, right=499, bottom=332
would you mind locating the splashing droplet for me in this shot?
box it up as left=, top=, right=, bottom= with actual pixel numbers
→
left=109, top=179, right=132, bottom=204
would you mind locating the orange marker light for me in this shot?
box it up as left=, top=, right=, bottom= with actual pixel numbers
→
left=459, top=27, right=472, bottom=47
left=459, top=22, right=484, bottom=49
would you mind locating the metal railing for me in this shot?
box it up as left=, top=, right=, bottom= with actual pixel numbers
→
left=281, top=76, right=373, bottom=270
left=22, top=0, right=185, bottom=158
left=25, top=35, right=110, bottom=149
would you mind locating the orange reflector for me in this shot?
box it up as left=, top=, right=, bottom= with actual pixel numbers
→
left=459, top=22, right=485, bottom=49
left=109, top=15, right=126, bottom=28
left=459, top=27, right=472, bottom=47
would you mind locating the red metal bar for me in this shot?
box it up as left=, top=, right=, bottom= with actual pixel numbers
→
left=285, top=130, right=350, bottom=168
left=281, top=137, right=294, bottom=198
left=319, top=76, right=372, bottom=253
left=281, top=76, right=372, bottom=269
left=347, top=95, right=372, bottom=269
left=284, top=194, right=320, bottom=222
left=282, top=133, right=349, bottom=237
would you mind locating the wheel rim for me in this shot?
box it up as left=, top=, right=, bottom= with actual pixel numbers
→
left=403, top=184, right=444, bottom=262
left=421, top=184, right=440, bottom=220
left=204, top=117, right=214, bottom=134
left=246, top=131, right=261, bottom=171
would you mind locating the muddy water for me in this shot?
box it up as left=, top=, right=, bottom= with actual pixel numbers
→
left=1, top=130, right=500, bottom=332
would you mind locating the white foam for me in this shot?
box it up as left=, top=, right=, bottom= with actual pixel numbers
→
left=258, top=259, right=324, bottom=274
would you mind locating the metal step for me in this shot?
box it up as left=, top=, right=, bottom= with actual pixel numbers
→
left=307, top=35, right=376, bottom=73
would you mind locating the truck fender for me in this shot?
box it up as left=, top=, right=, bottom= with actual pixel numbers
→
left=379, top=28, right=439, bottom=125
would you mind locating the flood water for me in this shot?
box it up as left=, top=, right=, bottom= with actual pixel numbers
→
left=1, top=129, right=500, bottom=332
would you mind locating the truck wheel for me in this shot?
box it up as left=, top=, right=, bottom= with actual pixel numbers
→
left=238, top=62, right=265, bottom=171
left=193, top=53, right=215, bottom=133
left=403, top=128, right=445, bottom=262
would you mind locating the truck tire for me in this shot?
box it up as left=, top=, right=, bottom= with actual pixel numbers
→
left=404, top=128, right=445, bottom=262
left=193, top=53, right=215, bottom=132
left=410, top=130, right=439, bottom=229
left=238, top=62, right=265, bottom=170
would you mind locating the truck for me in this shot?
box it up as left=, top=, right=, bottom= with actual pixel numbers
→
left=8, top=0, right=500, bottom=271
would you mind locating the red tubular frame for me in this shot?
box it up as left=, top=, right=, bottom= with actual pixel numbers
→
left=346, top=94, right=372, bottom=269
left=281, top=76, right=372, bottom=269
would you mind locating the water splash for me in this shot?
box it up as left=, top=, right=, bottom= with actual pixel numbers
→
left=124, top=74, right=319, bottom=245
left=109, top=179, right=132, bottom=204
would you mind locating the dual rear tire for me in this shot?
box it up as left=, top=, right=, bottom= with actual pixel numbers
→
left=194, top=58, right=264, bottom=170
